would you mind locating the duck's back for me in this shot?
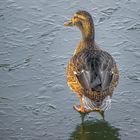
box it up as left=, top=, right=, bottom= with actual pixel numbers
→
left=72, top=49, right=114, bottom=91
left=66, top=43, right=119, bottom=109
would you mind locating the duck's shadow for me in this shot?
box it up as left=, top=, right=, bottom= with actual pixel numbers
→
left=69, top=119, right=120, bottom=140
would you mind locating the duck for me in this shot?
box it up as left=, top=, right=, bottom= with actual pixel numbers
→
left=64, top=10, right=119, bottom=119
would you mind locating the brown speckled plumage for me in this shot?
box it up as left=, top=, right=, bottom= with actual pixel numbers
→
left=64, top=11, right=119, bottom=116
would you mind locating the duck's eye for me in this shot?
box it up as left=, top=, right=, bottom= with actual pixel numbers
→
left=74, top=16, right=78, bottom=19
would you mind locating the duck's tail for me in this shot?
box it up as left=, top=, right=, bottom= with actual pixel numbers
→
left=82, top=95, right=111, bottom=111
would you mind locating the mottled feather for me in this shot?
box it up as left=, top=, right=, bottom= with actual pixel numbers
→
left=71, top=49, right=114, bottom=92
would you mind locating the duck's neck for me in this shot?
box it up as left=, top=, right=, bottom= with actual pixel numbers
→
left=79, top=22, right=95, bottom=41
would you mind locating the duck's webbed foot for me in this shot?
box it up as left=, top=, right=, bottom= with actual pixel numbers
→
left=93, top=107, right=105, bottom=120
left=93, top=107, right=101, bottom=112
left=73, top=105, right=92, bottom=113
left=73, top=95, right=93, bottom=113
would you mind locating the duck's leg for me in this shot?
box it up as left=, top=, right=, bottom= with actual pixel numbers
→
left=73, top=95, right=85, bottom=113
left=99, top=110, right=105, bottom=120
left=80, top=113, right=86, bottom=123
left=73, top=95, right=90, bottom=123
left=93, top=107, right=105, bottom=120
left=73, top=94, right=94, bottom=113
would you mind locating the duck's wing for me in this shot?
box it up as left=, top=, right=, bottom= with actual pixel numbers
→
left=72, top=50, right=114, bottom=92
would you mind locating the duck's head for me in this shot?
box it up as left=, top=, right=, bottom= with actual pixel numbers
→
left=64, top=10, right=95, bottom=40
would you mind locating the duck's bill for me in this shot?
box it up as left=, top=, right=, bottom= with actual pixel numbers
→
left=64, top=21, right=74, bottom=26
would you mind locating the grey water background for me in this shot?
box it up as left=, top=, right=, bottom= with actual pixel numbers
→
left=0, top=0, right=140, bottom=140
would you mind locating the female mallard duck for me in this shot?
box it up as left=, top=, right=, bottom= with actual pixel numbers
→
left=64, top=11, right=119, bottom=118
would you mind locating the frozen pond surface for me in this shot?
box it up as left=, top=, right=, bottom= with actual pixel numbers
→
left=0, top=0, right=140, bottom=140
